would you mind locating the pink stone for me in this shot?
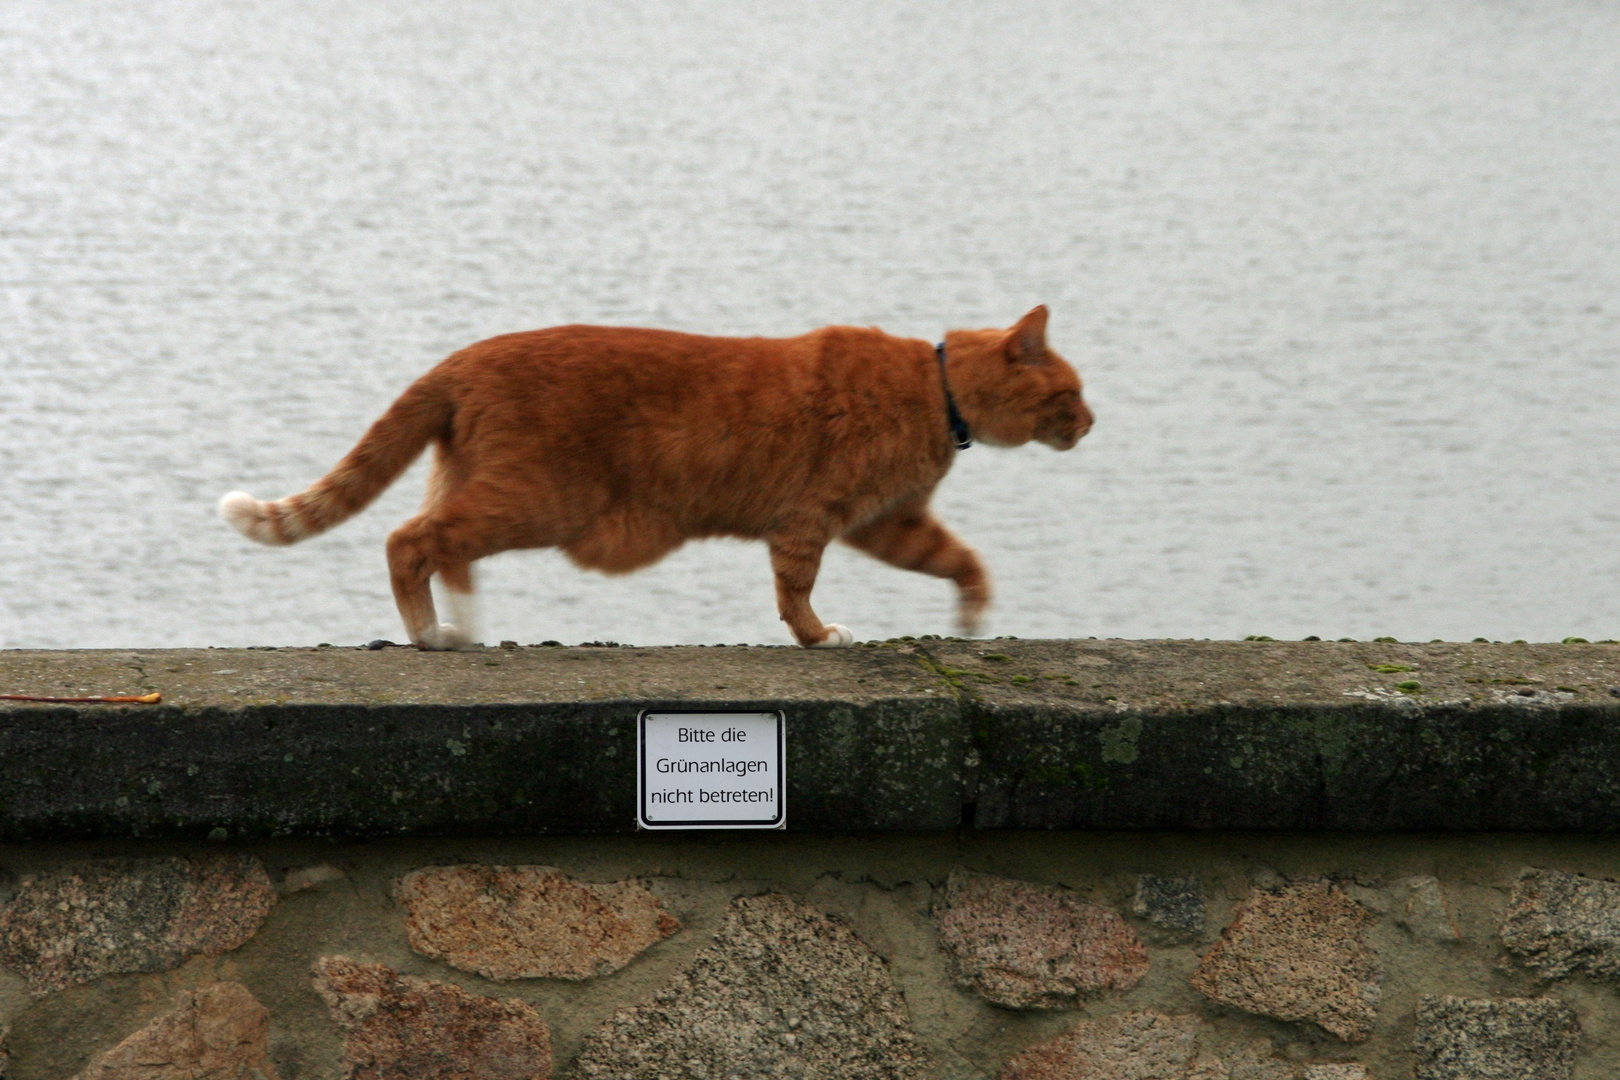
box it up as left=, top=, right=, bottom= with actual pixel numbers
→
left=313, top=956, right=551, bottom=1080
left=0, top=856, right=276, bottom=995
left=936, top=868, right=1148, bottom=1009
left=71, top=982, right=279, bottom=1080
left=998, top=1011, right=1217, bottom=1080
left=395, top=864, right=678, bottom=980
left=1191, top=881, right=1380, bottom=1041
left=168, top=856, right=281, bottom=955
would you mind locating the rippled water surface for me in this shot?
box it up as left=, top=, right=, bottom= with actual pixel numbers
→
left=3, top=0, right=1617, bottom=648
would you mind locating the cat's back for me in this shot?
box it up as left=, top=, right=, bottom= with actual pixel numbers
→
left=431, top=321, right=942, bottom=503
left=445, top=322, right=805, bottom=374
left=437, top=321, right=921, bottom=418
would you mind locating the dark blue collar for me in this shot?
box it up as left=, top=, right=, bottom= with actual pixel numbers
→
left=936, top=342, right=973, bottom=450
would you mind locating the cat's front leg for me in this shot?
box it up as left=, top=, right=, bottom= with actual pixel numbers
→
left=418, top=622, right=476, bottom=651
left=842, top=503, right=991, bottom=635
left=767, top=537, right=854, bottom=648
left=956, top=567, right=991, bottom=636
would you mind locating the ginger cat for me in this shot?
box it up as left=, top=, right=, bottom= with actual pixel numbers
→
left=220, top=306, right=1092, bottom=649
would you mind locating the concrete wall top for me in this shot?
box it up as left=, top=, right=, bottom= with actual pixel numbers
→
left=1, top=639, right=1617, bottom=838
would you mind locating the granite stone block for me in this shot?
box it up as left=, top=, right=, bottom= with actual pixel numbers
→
left=70, top=982, right=278, bottom=1080
left=1190, top=881, right=1379, bottom=1041
left=1132, top=875, right=1206, bottom=934
left=574, top=893, right=925, bottom=1080
left=1500, top=867, right=1620, bottom=981
left=313, top=956, right=552, bottom=1080
left=937, top=869, right=1148, bottom=1009
left=396, top=864, right=678, bottom=980
left=1413, top=995, right=1578, bottom=1080
left=0, top=857, right=275, bottom=995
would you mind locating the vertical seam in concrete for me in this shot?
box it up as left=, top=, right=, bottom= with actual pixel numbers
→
left=912, top=643, right=976, bottom=831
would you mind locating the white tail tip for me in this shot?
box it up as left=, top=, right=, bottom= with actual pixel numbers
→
left=219, top=490, right=293, bottom=546
left=218, top=490, right=260, bottom=532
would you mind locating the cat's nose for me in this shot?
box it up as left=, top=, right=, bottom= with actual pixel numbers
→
left=1065, top=407, right=1094, bottom=447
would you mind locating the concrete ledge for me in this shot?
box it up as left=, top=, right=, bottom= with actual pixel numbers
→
left=939, top=640, right=1620, bottom=831
left=0, top=640, right=1616, bottom=838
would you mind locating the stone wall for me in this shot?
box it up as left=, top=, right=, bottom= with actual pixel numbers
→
left=2, top=640, right=1617, bottom=1077
left=0, top=832, right=1616, bottom=1079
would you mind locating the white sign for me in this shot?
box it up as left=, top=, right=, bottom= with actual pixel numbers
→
left=638, top=711, right=785, bottom=830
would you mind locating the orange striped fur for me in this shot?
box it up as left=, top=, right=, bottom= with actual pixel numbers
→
left=220, top=306, right=1092, bottom=648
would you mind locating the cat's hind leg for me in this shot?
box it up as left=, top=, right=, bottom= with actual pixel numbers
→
left=436, top=560, right=479, bottom=647
left=386, top=515, right=477, bottom=650
left=842, top=501, right=991, bottom=635
left=768, top=537, right=853, bottom=648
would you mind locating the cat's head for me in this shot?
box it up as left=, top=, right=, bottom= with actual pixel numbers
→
left=946, top=306, right=1093, bottom=450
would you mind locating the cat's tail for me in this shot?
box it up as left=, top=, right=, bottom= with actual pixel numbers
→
left=219, top=374, right=452, bottom=546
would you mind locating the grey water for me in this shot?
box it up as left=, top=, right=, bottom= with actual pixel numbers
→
left=2, top=0, right=1617, bottom=650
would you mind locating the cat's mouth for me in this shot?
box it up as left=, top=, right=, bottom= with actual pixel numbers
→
left=1041, top=421, right=1091, bottom=450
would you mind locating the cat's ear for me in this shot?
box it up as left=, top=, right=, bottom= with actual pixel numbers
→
left=1007, top=305, right=1050, bottom=363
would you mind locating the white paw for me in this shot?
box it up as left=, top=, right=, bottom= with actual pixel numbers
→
left=418, top=623, right=476, bottom=651
left=958, top=596, right=990, bottom=636
left=811, top=624, right=855, bottom=648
